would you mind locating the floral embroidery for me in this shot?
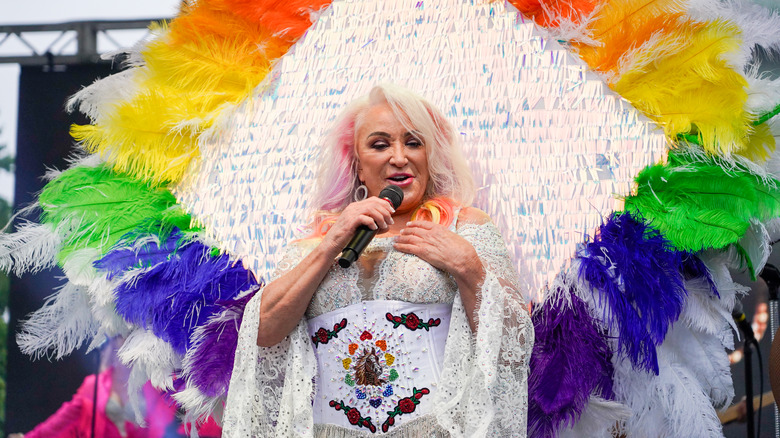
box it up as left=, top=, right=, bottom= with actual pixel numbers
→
left=385, top=312, right=441, bottom=331
left=311, top=318, right=348, bottom=347
left=380, top=387, right=430, bottom=433
left=329, top=400, right=377, bottom=433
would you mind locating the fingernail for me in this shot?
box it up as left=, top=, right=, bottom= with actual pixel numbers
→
left=370, top=224, right=378, bottom=230
left=388, top=218, right=394, bottom=225
left=406, top=222, right=412, bottom=226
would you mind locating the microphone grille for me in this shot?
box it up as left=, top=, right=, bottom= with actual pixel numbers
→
left=379, top=185, right=404, bottom=209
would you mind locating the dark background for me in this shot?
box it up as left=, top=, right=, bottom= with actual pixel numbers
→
left=6, top=63, right=114, bottom=435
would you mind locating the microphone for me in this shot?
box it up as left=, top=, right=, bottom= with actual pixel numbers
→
left=338, top=185, right=403, bottom=268
left=732, top=300, right=755, bottom=342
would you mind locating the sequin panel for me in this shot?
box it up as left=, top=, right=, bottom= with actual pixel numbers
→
left=174, top=0, right=667, bottom=300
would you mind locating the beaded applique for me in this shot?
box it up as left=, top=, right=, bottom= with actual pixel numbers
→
left=381, top=387, right=431, bottom=433
left=329, top=400, right=378, bottom=433
left=385, top=312, right=441, bottom=331
left=326, top=318, right=441, bottom=433
left=342, top=329, right=399, bottom=410
left=311, top=318, right=348, bottom=347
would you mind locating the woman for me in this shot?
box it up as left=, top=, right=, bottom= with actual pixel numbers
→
left=223, top=84, right=533, bottom=437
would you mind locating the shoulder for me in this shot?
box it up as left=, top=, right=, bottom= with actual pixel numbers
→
left=456, top=206, right=492, bottom=227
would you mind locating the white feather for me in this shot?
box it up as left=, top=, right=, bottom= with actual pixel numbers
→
left=87, top=276, right=132, bottom=338
left=765, top=217, right=780, bottom=242
left=681, top=276, right=735, bottom=338
left=687, top=0, right=780, bottom=67
left=672, top=141, right=775, bottom=185
left=736, top=219, right=771, bottom=277
left=662, top=323, right=735, bottom=410
left=61, top=247, right=101, bottom=286
left=126, top=362, right=150, bottom=425
left=41, top=153, right=104, bottom=182
left=614, top=346, right=726, bottom=437
left=699, top=251, right=751, bottom=348
left=745, top=73, right=780, bottom=118
left=558, top=396, right=630, bottom=438
left=766, top=128, right=780, bottom=180
left=118, top=330, right=181, bottom=423
left=173, top=386, right=223, bottom=437
left=16, top=282, right=100, bottom=360
left=66, top=69, right=142, bottom=122
left=118, top=329, right=181, bottom=392
left=0, top=222, right=61, bottom=276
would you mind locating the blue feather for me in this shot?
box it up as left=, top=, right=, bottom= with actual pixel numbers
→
left=94, top=230, right=190, bottom=279
left=112, top=239, right=258, bottom=354
left=578, top=211, right=687, bottom=374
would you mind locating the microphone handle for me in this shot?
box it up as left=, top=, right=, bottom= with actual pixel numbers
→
left=338, top=225, right=377, bottom=268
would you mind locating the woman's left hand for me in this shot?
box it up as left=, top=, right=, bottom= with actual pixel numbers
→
left=395, top=220, right=485, bottom=330
left=393, top=221, right=483, bottom=288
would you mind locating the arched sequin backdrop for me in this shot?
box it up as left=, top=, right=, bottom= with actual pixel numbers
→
left=174, top=0, right=668, bottom=298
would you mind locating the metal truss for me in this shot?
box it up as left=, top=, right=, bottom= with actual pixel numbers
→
left=0, top=19, right=169, bottom=66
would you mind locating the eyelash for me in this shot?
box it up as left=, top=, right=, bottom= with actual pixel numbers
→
left=370, top=139, right=422, bottom=149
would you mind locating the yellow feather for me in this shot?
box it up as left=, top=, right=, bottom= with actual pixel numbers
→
left=737, top=123, right=776, bottom=162
left=613, top=20, right=757, bottom=157
left=71, top=4, right=308, bottom=184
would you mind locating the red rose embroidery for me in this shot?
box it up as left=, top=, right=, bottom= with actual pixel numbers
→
left=398, top=398, right=416, bottom=413
left=316, top=328, right=329, bottom=344
left=346, top=408, right=361, bottom=425
left=404, top=313, right=420, bottom=330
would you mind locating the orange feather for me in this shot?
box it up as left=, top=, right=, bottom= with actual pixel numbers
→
left=571, top=0, right=687, bottom=77
left=507, top=0, right=600, bottom=28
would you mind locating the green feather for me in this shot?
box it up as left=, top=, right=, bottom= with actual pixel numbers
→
left=38, top=164, right=193, bottom=262
left=624, top=153, right=780, bottom=253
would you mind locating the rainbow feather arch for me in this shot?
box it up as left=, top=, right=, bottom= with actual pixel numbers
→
left=1, top=0, right=780, bottom=436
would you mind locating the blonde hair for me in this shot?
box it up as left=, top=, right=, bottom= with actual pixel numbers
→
left=312, top=84, right=475, bottom=213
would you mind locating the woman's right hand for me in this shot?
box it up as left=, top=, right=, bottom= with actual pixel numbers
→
left=256, top=197, right=395, bottom=347
left=319, top=197, right=396, bottom=256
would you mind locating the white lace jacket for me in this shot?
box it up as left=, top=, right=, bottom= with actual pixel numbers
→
left=223, top=213, right=533, bottom=437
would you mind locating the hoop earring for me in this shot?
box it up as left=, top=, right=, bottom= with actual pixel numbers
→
left=354, top=184, right=368, bottom=202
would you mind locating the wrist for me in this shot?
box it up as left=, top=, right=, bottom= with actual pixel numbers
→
left=453, top=253, right=485, bottom=291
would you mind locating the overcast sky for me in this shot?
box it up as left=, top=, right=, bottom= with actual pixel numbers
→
left=0, top=1, right=181, bottom=203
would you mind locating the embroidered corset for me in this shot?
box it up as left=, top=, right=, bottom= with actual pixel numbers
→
left=307, top=301, right=451, bottom=434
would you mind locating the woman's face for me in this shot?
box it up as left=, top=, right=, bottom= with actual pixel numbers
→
left=355, top=103, right=430, bottom=214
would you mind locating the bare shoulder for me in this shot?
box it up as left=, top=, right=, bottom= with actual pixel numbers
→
left=456, top=206, right=492, bottom=227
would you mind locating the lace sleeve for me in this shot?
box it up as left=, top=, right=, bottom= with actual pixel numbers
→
left=222, top=240, right=319, bottom=437
left=432, top=215, right=534, bottom=437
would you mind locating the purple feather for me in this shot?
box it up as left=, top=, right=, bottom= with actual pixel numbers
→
left=183, top=289, right=258, bottom=397
left=578, top=211, right=686, bottom=374
left=113, top=239, right=259, bottom=354
left=528, top=289, right=614, bottom=437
